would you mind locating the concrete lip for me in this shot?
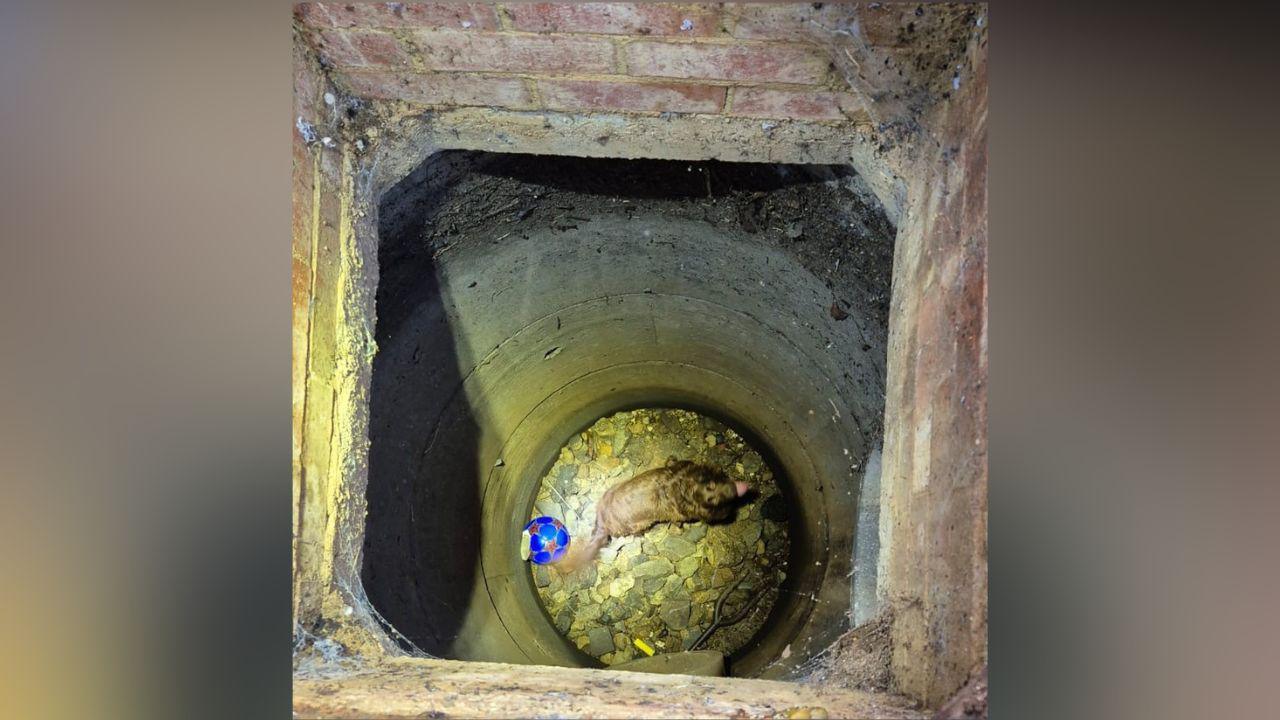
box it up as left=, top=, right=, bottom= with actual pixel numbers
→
left=611, top=649, right=727, bottom=677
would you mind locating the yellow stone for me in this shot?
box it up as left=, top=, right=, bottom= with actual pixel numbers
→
left=609, top=575, right=635, bottom=597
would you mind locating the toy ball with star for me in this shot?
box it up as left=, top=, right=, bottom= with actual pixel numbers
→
left=522, top=516, right=570, bottom=565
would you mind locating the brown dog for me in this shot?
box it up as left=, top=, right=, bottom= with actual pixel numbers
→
left=557, top=459, right=749, bottom=571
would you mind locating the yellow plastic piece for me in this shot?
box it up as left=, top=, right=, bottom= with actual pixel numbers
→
left=633, top=638, right=655, bottom=657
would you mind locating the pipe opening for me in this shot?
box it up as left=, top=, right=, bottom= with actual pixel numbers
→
left=528, top=406, right=792, bottom=669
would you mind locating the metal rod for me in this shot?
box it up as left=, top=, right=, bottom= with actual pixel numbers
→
left=690, top=577, right=766, bottom=651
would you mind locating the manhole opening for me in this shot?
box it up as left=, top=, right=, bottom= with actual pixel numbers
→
left=361, top=150, right=895, bottom=677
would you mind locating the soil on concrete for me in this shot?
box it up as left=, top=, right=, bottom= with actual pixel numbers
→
left=530, top=408, right=789, bottom=665
left=799, top=612, right=893, bottom=693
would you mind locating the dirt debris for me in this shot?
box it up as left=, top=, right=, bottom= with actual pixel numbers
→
left=800, top=612, right=893, bottom=693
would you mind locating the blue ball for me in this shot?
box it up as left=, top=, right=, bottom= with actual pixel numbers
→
left=524, top=516, right=570, bottom=565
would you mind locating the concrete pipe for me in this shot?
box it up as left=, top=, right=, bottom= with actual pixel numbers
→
left=361, top=152, right=893, bottom=678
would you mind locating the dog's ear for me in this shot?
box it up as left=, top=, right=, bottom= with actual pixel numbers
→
left=697, top=479, right=737, bottom=507
left=701, top=466, right=729, bottom=485
left=695, top=482, right=718, bottom=507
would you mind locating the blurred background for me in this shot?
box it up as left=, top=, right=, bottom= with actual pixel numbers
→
left=1, top=1, right=1277, bottom=718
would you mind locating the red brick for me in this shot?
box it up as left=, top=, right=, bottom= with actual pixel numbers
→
left=852, top=5, right=920, bottom=47
left=339, top=71, right=533, bottom=109
left=292, top=135, right=315, bottom=241
left=624, top=40, right=828, bottom=84
left=293, top=54, right=322, bottom=116
left=508, top=3, right=722, bottom=37
left=538, top=79, right=724, bottom=114
left=294, top=3, right=332, bottom=27
left=313, top=29, right=412, bottom=68
left=347, top=29, right=413, bottom=67
left=311, top=29, right=362, bottom=67
left=728, top=3, right=859, bottom=41
left=296, top=3, right=499, bottom=31
left=405, top=29, right=615, bottom=74
left=730, top=87, right=864, bottom=120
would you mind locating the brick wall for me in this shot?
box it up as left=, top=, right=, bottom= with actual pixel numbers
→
left=294, top=2, right=888, bottom=122
left=293, top=28, right=380, bottom=644
left=878, top=24, right=987, bottom=706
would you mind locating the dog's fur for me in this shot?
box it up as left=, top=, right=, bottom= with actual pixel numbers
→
left=557, top=459, right=748, bottom=571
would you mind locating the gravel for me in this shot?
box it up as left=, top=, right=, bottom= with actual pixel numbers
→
left=531, top=408, right=790, bottom=665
